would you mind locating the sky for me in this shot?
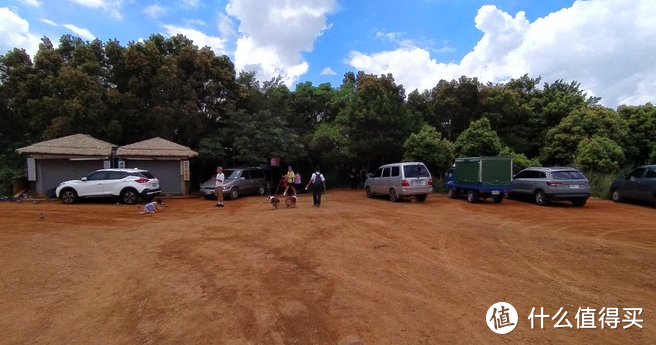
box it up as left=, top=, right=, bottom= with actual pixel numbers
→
left=1, top=0, right=655, bottom=108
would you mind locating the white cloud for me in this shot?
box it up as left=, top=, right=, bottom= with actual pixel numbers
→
left=161, top=24, right=227, bottom=54
left=0, top=7, right=41, bottom=57
left=179, top=0, right=199, bottom=9
left=348, top=0, right=656, bottom=108
left=42, top=19, right=95, bottom=41
left=67, top=0, right=123, bottom=20
left=320, top=67, right=336, bottom=75
left=144, top=5, right=168, bottom=19
left=19, top=0, right=41, bottom=7
left=226, top=0, right=337, bottom=87
left=217, top=13, right=236, bottom=39
left=62, top=24, right=95, bottom=41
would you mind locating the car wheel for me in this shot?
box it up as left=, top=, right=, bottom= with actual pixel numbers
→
left=534, top=190, right=548, bottom=206
left=229, top=187, right=239, bottom=200
left=447, top=188, right=456, bottom=199
left=120, top=188, right=139, bottom=204
left=572, top=199, right=586, bottom=207
left=466, top=190, right=478, bottom=203
left=493, top=197, right=503, bottom=203
left=611, top=189, right=623, bottom=202
left=365, top=186, right=373, bottom=198
left=60, top=188, right=77, bottom=204
left=389, top=188, right=399, bottom=202
left=258, top=184, right=266, bottom=195
left=417, top=194, right=427, bottom=202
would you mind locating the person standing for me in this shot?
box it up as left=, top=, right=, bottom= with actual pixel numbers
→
left=359, top=166, right=367, bottom=188
left=349, top=168, right=358, bottom=189
left=215, top=166, right=225, bottom=207
left=305, top=167, right=326, bottom=207
left=283, top=165, right=297, bottom=196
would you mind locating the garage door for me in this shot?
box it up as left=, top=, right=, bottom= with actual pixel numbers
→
left=125, top=160, right=181, bottom=194
left=39, top=159, right=106, bottom=195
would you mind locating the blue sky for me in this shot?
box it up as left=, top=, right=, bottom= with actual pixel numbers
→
left=1, top=0, right=655, bottom=108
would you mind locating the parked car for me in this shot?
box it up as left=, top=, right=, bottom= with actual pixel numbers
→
left=510, top=167, right=590, bottom=206
left=200, top=167, right=270, bottom=200
left=56, top=168, right=161, bottom=204
left=364, top=162, right=433, bottom=202
left=610, top=165, right=656, bottom=206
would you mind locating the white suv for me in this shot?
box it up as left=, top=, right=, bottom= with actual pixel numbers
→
left=56, top=168, right=161, bottom=204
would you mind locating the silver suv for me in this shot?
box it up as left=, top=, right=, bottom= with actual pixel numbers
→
left=56, top=168, right=161, bottom=204
left=200, top=167, right=269, bottom=200
left=365, top=162, right=433, bottom=202
left=510, top=167, right=590, bottom=206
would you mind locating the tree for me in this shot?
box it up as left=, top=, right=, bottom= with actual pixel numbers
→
left=336, top=72, right=422, bottom=168
left=618, top=103, right=656, bottom=166
left=541, top=106, right=627, bottom=165
left=498, top=147, right=540, bottom=174
left=575, top=136, right=625, bottom=173
left=403, top=125, right=455, bottom=177
left=453, top=117, right=503, bottom=157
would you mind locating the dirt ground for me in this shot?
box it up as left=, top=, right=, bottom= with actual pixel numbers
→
left=0, top=190, right=654, bottom=345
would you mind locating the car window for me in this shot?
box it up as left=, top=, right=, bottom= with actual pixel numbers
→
left=628, top=168, right=646, bottom=179
left=374, top=168, right=383, bottom=178
left=86, top=171, right=108, bottom=180
left=645, top=169, right=656, bottom=178
left=241, top=170, right=251, bottom=179
left=108, top=171, right=128, bottom=179
left=540, top=172, right=547, bottom=178
left=250, top=169, right=264, bottom=178
left=552, top=171, right=586, bottom=180
left=140, top=171, right=155, bottom=179
left=382, top=168, right=391, bottom=178
left=514, top=170, right=531, bottom=179
left=391, top=166, right=400, bottom=177
left=403, top=164, right=430, bottom=178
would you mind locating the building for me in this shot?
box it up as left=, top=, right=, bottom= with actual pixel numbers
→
left=116, top=137, right=198, bottom=194
left=15, top=134, right=116, bottom=196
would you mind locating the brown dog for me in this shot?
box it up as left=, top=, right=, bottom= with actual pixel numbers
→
left=267, top=195, right=281, bottom=210
left=285, top=195, right=297, bottom=208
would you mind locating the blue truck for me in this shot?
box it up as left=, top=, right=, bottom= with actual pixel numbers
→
left=445, top=156, right=513, bottom=203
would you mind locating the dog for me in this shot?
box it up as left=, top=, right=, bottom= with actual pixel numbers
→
left=285, top=195, right=297, bottom=208
left=267, top=195, right=281, bottom=210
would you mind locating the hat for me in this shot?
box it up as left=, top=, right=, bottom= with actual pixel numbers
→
left=217, top=166, right=223, bottom=170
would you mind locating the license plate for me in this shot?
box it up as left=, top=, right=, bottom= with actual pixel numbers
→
left=491, top=190, right=500, bottom=195
left=412, top=180, right=426, bottom=186
left=570, top=185, right=580, bottom=189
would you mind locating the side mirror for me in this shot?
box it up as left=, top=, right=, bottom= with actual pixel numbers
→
left=81, top=177, right=88, bottom=181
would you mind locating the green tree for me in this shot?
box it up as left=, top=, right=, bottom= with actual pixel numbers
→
left=618, top=103, right=656, bottom=166
left=453, top=117, right=503, bottom=157
left=576, top=136, right=624, bottom=173
left=541, top=106, right=627, bottom=165
left=336, top=72, right=422, bottom=167
left=498, top=147, right=541, bottom=174
left=403, top=124, right=455, bottom=176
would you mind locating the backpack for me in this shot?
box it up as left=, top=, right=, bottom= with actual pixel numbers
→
left=312, top=172, right=323, bottom=188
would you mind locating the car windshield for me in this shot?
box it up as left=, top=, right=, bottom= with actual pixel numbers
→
left=552, top=171, right=586, bottom=180
left=224, top=170, right=239, bottom=179
left=404, top=164, right=430, bottom=178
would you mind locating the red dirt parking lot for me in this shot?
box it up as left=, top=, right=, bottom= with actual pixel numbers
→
left=0, top=190, right=654, bottom=345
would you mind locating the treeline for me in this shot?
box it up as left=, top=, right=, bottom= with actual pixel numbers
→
left=1, top=34, right=655, bottom=194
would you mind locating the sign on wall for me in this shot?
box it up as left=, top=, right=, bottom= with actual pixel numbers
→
left=182, top=160, right=190, bottom=181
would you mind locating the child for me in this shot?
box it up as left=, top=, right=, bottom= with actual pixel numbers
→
left=282, top=165, right=297, bottom=196
left=140, top=201, right=158, bottom=214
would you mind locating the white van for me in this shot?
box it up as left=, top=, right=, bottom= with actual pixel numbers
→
left=364, top=162, right=433, bottom=202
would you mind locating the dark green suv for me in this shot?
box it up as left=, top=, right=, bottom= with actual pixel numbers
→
left=610, top=165, right=656, bottom=206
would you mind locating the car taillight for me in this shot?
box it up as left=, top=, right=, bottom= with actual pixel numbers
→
left=401, top=180, right=409, bottom=187
left=546, top=181, right=563, bottom=186
left=135, top=178, right=150, bottom=183
left=428, top=179, right=433, bottom=185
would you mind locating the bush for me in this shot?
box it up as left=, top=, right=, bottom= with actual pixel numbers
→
left=585, top=172, right=616, bottom=199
